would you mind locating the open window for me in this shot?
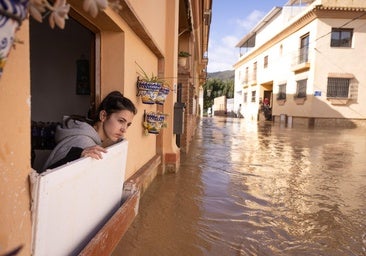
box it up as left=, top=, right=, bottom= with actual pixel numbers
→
left=30, top=15, right=97, bottom=172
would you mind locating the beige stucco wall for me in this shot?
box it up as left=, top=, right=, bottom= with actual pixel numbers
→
left=320, top=0, right=366, bottom=7
left=213, top=96, right=227, bottom=112
left=0, top=22, right=32, bottom=256
left=236, top=1, right=366, bottom=122
left=129, top=0, right=166, bottom=55
left=311, top=17, right=366, bottom=118
left=124, top=28, right=161, bottom=178
left=161, top=0, right=180, bottom=155
left=0, top=0, right=213, bottom=252
left=272, top=16, right=366, bottom=119
left=70, top=4, right=173, bottom=178
left=97, top=9, right=162, bottom=179
left=242, top=86, right=261, bottom=120
left=272, top=20, right=318, bottom=118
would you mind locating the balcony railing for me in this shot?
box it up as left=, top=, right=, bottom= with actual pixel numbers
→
left=292, top=49, right=310, bottom=73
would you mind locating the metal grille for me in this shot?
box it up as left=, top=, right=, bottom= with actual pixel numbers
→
left=327, top=78, right=349, bottom=98
left=299, top=34, right=309, bottom=63
left=277, top=84, right=286, bottom=100
left=296, top=79, right=307, bottom=98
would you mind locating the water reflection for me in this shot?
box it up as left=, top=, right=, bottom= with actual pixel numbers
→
left=113, top=117, right=366, bottom=256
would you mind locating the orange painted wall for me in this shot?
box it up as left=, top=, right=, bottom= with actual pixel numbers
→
left=96, top=8, right=168, bottom=178
left=0, top=22, right=32, bottom=256
left=129, top=0, right=167, bottom=53
left=0, top=0, right=182, bottom=254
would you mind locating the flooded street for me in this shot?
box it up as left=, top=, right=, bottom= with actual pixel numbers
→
left=113, top=117, right=366, bottom=256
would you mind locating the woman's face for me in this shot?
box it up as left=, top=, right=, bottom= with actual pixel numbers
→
left=100, top=110, right=135, bottom=142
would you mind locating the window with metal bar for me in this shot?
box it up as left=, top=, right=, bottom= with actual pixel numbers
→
left=299, top=34, right=309, bottom=63
left=277, top=84, right=286, bottom=100
left=296, top=79, right=307, bottom=98
left=327, top=78, right=350, bottom=98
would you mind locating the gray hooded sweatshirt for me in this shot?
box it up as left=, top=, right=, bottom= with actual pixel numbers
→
left=42, top=120, right=101, bottom=171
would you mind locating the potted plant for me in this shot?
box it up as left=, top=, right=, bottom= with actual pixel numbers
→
left=293, top=93, right=306, bottom=105
left=136, top=62, right=170, bottom=105
left=155, top=86, right=170, bottom=105
left=136, top=63, right=163, bottom=104
left=143, top=111, right=167, bottom=135
left=0, top=0, right=29, bottom=78
left=276, top=92, right=286, bottom=106
left=178, top=51, right=191, bottom=67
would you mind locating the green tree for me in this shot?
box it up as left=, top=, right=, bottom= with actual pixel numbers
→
left=203, top=77, right=234, bottom=111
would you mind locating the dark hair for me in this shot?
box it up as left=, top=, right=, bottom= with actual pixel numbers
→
left=65, top=91, right=137, bottom=127
left=93, top=91, right=137, bottom=123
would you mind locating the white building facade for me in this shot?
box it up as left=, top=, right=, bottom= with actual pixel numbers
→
left=234, top=0, right=366, bottom=127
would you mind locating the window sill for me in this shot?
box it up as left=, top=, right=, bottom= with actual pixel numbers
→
left=294, top=97, right=306, bottom=105
left=276, top=99, right=286, bottom=106
left=328, top=98, right=349, bottom=105
left=292, top=62, right=310, bottom=74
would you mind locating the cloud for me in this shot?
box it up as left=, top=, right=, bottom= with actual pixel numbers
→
left=207, top=10, right=266, bottom=73
left=222, top=35, right=239, bottom=48
left=236, top=10, right=265, bottom=32
left=207, top=37, right=239, bottom=72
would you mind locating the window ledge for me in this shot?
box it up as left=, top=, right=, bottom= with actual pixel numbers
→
left=276, top=99, right=286, bottom=106
left=250, top=80, right=257, bottom=85
left=294, top=97, right=306, bottom=105
left=328, top=98, right=349, bottom=105
left=292, top=62, right=310, bottom=73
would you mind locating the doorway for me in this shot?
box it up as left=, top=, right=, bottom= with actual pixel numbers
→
left=263, top=90, right=272, bottom=107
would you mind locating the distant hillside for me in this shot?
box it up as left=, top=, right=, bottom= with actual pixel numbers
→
left=207, top=70, right=234, bottom=80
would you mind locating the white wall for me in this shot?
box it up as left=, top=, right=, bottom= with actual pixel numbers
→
left=234, top=1, right=366, bottom=121
left=213, top=96, right=226, bottom=112
left=234, top=68, right=243, bottom=111
left=311, top=18, right=366, bottom=118
left=227, top=98, right=234, bottom=112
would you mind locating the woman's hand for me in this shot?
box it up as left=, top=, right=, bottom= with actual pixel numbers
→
left=81, top=145, right=107, bottom=160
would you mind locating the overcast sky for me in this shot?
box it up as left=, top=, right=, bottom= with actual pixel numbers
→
left=207, top=0, right=289, bottom=73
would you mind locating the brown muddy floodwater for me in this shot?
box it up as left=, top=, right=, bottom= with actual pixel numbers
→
left=113, top=117, right=366, bottom=256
